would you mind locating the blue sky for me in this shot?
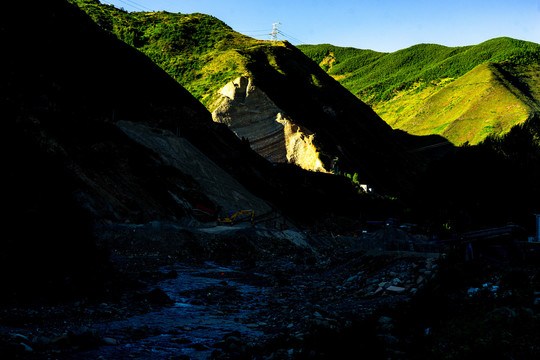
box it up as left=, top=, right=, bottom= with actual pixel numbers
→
left=100, top=0, right=540, bottom=52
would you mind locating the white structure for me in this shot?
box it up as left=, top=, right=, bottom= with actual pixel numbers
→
left=270, top=22, right=280, bottom=41
left=360, top=184, right=373, bottom=193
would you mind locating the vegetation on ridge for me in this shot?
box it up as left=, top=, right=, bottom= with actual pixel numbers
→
left=299, top=38, right=540, bottom=105
left=70, top=0, right=428, bottom=196
left=67, top=1, right=540, bottom=223
left=68, top=0, right=273, bottom=108
left=299, top=39, right=540, bottom=145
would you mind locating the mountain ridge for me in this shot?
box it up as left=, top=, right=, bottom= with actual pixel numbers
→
left=70, top=0, right=437, bottom=195
left=3, top=0, right=387, bottom=300
left=299, top=38, right=540, bottom=145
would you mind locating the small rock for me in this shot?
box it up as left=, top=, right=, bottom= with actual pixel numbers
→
left=19, top=342, right=33, bottom=352
left=170, top=338, right=191, bottom=344
left=10, top=333, right=29, bottom=343
left=377, top=334, right=399, bottom=345
left=51, top=333, right=71, bottom=348
left=32, top=336, right=51, bottom=346
left=224, top=330, right=241, bottom=339
left=164, top=270, right=178, bottom=279
left=378, top=316, right=393, bottom=324
left=190, top=343, right=209, bottom=351
left=492, top=307, right=517, bottom=318
left=145, top=289, right=174, bottom=305
left=386, top=286, right=406, bottom=293
left=377, top=316, right=394, bottom=332
left=103, top=337, right=117, bottom=346
left=190, top=299, right=204, bottom=306
left=226, top=336, right=241, bottom=344
left=214, top=340, right=227, bottom=349
left=467, top=287, right=479, bottom=297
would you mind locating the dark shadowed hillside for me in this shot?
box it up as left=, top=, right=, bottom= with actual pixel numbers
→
left=1, top=0, right=393, bottom=300
left=2, top=0, right=226, bottom=300
left=70, top=0, right=446, bottom=196
left=1, top=2, right=540, bottom=360
left=407, top=113, right=540, bottom=235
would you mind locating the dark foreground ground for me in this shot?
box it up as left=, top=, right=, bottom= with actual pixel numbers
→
left=2, top=224, right=540, bottom=360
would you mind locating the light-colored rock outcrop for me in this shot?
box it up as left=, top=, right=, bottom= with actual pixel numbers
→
left=212, top=77, right=328, bottom=173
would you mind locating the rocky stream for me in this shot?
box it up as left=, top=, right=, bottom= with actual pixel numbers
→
left=4, top=223, right=539, bottom=360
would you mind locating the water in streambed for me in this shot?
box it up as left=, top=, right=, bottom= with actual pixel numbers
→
left=76, top=262, right=272, bottom=359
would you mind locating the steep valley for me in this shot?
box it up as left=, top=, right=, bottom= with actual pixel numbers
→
left=2, top=1, right=540, bottom=360
left=69, top=0, right=435, bottom=195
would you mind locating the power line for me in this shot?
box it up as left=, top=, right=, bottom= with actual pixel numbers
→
left=124, top=0, right=152, bottom=11
left=263, top=23, right=305, bottom=44
left=115, top=0, right=152, bottom=12
left=277, top=30, right=304, bottom=44
left=115, top=0, right=143, bottom=11
left=220, top=22, right=307, bottom=44
left=236, top=29, right=273, bottom=39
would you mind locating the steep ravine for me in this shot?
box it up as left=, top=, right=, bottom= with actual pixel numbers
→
left=212, top=77, right=328, bottom=173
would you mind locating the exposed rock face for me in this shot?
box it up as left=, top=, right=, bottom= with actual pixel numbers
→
left=212, top=77, right=328, bottom=173
left=116, top=120, right=272, bottom=216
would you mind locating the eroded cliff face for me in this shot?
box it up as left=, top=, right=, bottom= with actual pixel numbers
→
left=116, top=120, right=272, bottom=216
left=212, top=77, right=328, bottom=173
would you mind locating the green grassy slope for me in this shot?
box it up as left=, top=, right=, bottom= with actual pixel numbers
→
left=69, top=0, right=438, bottom=195
left=299, top=38, right=540, bottom=145
left=68, top=0, right=263, bottom=108
left=382, top=62, right=536, bottom=144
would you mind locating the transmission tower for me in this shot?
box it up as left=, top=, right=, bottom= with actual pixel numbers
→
left=270, top=22, right=280, bottom=41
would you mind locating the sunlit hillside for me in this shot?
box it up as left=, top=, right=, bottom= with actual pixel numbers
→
left=69, top=0, right=435, bottom=196
left=299, top=38, right=540, bottom=145
left=68, top=0, right=267, bottom=108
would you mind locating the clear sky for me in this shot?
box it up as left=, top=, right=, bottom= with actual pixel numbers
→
left=100, top=0, right=540, bottom=52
